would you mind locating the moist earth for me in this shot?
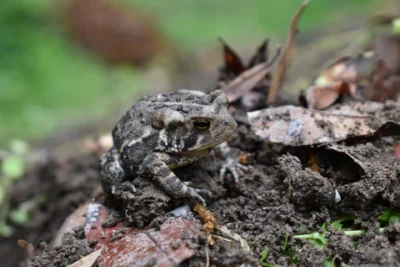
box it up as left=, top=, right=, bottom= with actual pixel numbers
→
left=4, top=114, right=400, bottom=267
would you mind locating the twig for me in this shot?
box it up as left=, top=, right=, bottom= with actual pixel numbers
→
left=211, top=234, right=233, bottom=243
left=268, top=0, right=311, bottom=104
left=216, top=225, right=251, bottom=253
left=205, top=235, right=210, bottom=267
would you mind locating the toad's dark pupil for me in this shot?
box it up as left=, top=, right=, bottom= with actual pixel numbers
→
left=194, top=120, right=210, bottom=131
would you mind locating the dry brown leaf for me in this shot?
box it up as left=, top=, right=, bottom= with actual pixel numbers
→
left=247, top=102, right=400, bottom=146
left=17, top=240, right=35, bottom=256
left=303, top=34, right=400, bottom=110
left=66, top=249, right=103, bottom=267
left=218, top=37, right=246, bottom=77
left=301, top=55, right=376, bottom=109
left=84, top=203, right=199, bottom=267
left=374, top=34, right=400, bottom=73
left=217, top=39, right=277, bottom=111
left=248, top=39, right=269, bottom=68
left=268, top=0, right=310, bottom=104
left=300, top=81, right=352, bottom=109
left=221, top=62, right=273, bottom=103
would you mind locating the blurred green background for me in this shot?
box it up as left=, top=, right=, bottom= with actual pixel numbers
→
left=0, top=0, right=377, bottom=147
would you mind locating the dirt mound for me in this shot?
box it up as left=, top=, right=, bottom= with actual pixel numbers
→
left=17, top=112, right=400, bottom=266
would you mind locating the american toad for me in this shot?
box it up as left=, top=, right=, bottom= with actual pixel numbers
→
left=100, top=89, right=237, bottom=205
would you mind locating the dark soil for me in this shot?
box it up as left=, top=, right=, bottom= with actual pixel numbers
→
left=1, top=153, right=100, bottom=267
left=4, top=107, right=400, bottom=267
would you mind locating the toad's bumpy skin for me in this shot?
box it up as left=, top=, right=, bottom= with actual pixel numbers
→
left=100, top=90, right=237, bottom=205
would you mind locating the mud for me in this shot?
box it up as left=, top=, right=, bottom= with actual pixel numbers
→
left=1, top=153, right=99, bottom=267
left=30, top=229, right=92, bottom=267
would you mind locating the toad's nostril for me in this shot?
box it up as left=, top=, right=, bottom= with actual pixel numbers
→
left=223, top=120, right=237, bottom=130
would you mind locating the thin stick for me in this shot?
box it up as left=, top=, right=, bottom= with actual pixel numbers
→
left=205, top=235, right=210, bottom=267
left=211, top=234, right=233, bottom=242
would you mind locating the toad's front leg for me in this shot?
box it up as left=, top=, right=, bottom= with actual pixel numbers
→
left=100, top=146, right=136, bottom=195
left=139, top=153, right=211, bottom=206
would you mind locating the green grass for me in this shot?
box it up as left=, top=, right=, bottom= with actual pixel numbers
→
left=0, top=0, right=377, bottom=146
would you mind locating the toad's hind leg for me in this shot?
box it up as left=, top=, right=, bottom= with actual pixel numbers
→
left=140, top=153, right=211, bottom=206
left=100, top=146, right=134, bottom=194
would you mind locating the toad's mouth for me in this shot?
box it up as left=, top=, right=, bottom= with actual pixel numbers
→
left=180, top=130, right=234, bottom=155
left=176, top=147, right=213, bottom=157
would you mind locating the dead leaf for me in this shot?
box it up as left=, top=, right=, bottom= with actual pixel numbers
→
left=300, top=81, right=352, bottom=109
left=394, top=143, right=400, bottom=160
left=217, top=39, right=279, bottom=111
left=84, top=203, right=199, bottom=267
left=301, top=55, right=377, bottom=109
left=66, top=249, right=103, bottom=267
left=247, top=102, right=400, bottom=146
left=220, top=48, right=280, bottom=104
left=17, top=240, right=35, bottom=256
left=221, top=62, right=272, bottom=103
left=248, top=39, right=269, bottom=68
left=218, top=37, right=246, bottom=77
left=366, top=36, right=400, bottom=102
left=268, top=0, right=310, bottom=104
left=374, top=34, right=400, bottom=73
left=303, top=36, right=400, bottom=109
left=320, top=56, right=359, bottom=84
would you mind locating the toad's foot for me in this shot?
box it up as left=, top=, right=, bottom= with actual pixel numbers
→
left=141, top=153, right=212, bottom=206
left=220, top=157, right=250, bottom=184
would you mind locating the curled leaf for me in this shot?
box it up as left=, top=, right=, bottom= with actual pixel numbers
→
left=247, top=102, right=400, bottom=146
left=268, top=0, right=310, bottom=103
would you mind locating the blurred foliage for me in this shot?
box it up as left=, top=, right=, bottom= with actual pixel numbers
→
left=0, top=0, right=376, bottom=146
left=0, top=0, right=144, bottom=146
left=9, top=195, right=47, bottom=225
left=394, top=19, right=400, bottom=34
left=0, top=140, right=28, bottom=236
left=129, top=0, right=376, bottom=47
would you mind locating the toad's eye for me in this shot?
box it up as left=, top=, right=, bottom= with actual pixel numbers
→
left=193, top=120, right=211, bottom=132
